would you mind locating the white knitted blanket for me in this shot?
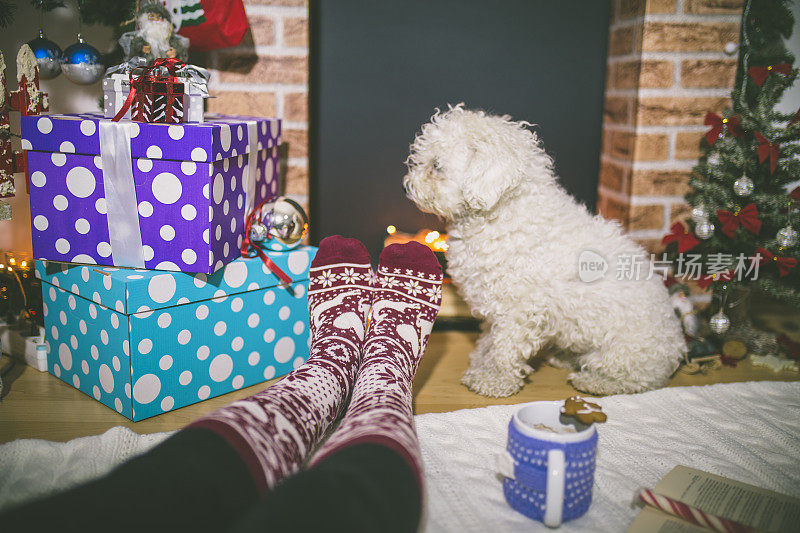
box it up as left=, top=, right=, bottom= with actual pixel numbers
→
left=1, top=381, right=799, bottom=532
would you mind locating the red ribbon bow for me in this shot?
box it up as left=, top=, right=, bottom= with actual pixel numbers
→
left=754, top=131, right=780, bottom=174
left=755, top=247, right=797, bottom=277
left=789, top=108, right=800, bottom=126
left=241, top=197, right=293, bottom=286
left=790, top=186, right=800, bottom=203
left=697, top=269, right=734, bottom=289
left=748, top=62, right=792, bottom=86
left=113, top=57, right=186, bottom=122
left=704, top=112, right=742, bottom=146
left=661, top=222, right=700, bottom=253
left=716, top=203, right=761, bottom=237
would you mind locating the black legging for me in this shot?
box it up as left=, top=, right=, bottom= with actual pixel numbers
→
left=0, top=428, right=421, bottom=533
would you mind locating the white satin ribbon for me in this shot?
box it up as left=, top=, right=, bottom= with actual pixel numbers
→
left=243, top=120, right=259, bottom=216
left=99, top=121, right=145, bottom=267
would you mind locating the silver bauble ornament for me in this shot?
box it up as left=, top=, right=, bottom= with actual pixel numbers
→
left=28, top=30, right=62, bottom=80
left=691, top=205, right=709, bottom=222
left=695, top=220, right=715, bottom=239
left=709, top=311, right=731, bottom=334
left=733, top=175, right=754, bottom=197
left=776, top=226, right=798, bottom=248
left=257, top=197, right=309, bottom=250
left=60, top=34, right=104, bottom=85
left=248, top=221, right=269, bottom=243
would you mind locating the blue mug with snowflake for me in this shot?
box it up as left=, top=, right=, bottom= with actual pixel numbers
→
left=497, top=401, right=598, bottom=527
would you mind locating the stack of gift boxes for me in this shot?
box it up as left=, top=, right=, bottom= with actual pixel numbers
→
left=20, top=61, right=316, bottom=421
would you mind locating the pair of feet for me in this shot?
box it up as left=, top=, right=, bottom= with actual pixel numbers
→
left=191, top=236, right=443, bottom=493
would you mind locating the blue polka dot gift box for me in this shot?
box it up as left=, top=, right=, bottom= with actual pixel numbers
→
left=34, top=246, right=317, bottom=421
left=21, top=112, right=281, bottom=274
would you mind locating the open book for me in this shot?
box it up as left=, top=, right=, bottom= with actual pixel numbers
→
left=627, top=465, right=800, bottom=533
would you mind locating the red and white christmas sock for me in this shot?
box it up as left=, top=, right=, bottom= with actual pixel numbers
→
left=309, top=241, right=443, bottom=487
left=189, top=236, right=372, bottom=492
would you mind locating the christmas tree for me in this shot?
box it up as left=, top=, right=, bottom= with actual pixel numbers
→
left=663, top=0, right=800, bottom=317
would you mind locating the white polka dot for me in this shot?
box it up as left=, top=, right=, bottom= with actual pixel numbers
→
left=244, top=314, right=260, bottom=329
left=53, top=194, right=68, bottom=210
left=197, top=345, right=210, bottom=360
left=138, top=338, right=153, bottom=355
left=102, top=275, right=113, bottom=291
left=152, top=172, right=182, bottom=205
left=279, top=306, right=290, bottom=320
left=97, top=242, right=112, bottom=258
left=230, top=175, right=237, bottom=192
left=146, top=145, right=162, bottom=159
left=58, top=343, right=73, bottom=370
left=223, top=200, right=230, bottom=216
left=181, top=249, right=197, bottom=265
left=215, top=225, right=222, bottom=240
left=66, top=166, right=96, bottom=198
left=115, top=398, right=123, bottom=413
left=80, top=119, right=96, bottom=136
left=181, top=204, right=196, bottom=220
left=202, top=183, right=210, bottom=199
left=194, top=273, right=207, bottom=288
left=264, top=366, right=276, bottom=380
left=99, top=364, right=114, bottom=393
left=203, top=229, right=210, bottom=244
left=51, top=153, right=66, bottom=166
left=264, top=328, right=275, bottom=343
left=155, top=261, right=180, bottom=271
left=287, top=251, right=310, bottom=275
left=230, top=297, right=244, bottom=312
left=93, top=385, right=101, bottom=399
left=122, top=340, right=129, bottom=356
left=91, top=345, right=99, bottom=359
left=230, top=217, right=237, bottom=234
left=71, top=253, right=96, bottom=264
left=220, top=124, right=232, bottom=151
left=178, top=329, right=191, bottom=345
left=221, top=263, right=247, bottom=290
left=231, top=337, right=244, bottom=351
left=191, top=147, right=207, bottom=161
left=232, top=375, right=244, bottom=389
left=112, top=356, right=121, bottom=371
left=181, top=161, right=196, bottom=175
left=209, top=354, right=233, bottom=382
left=75, top=218, right=91, bottom=234
left=95, top=197, right=107, bottom=214
left=124, top=382, right=131, bottom=398
left=293, top=357, right=304, bottom=370
left=31, top=171, right=46, bottom=187
left=179, top=370, right=192, bottom=385
left=198, top=385, right=211, bottom=399
left=159, top=355, right=173, bottom=370
left=94, top=155, right=102, bottom=169
left=21, top=138, right=32, bottom=150
left=79, top=319, right=88, bottom=335
left=213, top=173, right=225, bottom=204
left=148, top=274, right=176, bottom=303
left=38, top=116, right=53, bottom=133
left=157, top=312, right=172, bottom=328
left=168, top=125, right=185, bottom=140
left=133, top=374, right=161, bottom=404
left=293, top=321, right=305, bottom=335
left=129, top=122, right=140, bottom=137
left=34, top=215, right=49, bottom=231
left=214, top=321, right=227, bottom=336
left=142, top=245, right=155, bottom=261
left=100, top=330, right=109, bottom=345
left=60, top=141, right=75, bottom=153
left=53, top=364, right=61, bottom=377
left=55, top=238, right=70, bottom=254
left=274, top=337, right=295, bottom=363
left=137, top=158, right=153, bottom=172
left=72, top=374, right=81, bottom=387
left=110, top=314, right=119, bottom=329
left=161, top=396, right=175, bottom=411
left=160, top=224, right=176, bottom=241
left=246, top=351, right=260, bottom=366
left=81, top=360, right=90, bottom=374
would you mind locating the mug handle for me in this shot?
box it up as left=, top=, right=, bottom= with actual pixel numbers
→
left=544, top=449, right=565, bottom=528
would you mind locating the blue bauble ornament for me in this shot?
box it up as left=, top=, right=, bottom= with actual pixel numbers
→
left=60, top=34, right=104, bottom=85
left=28, top=30, right=62, bottom=80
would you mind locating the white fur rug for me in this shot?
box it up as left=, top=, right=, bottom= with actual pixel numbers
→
left=1, top=381, right=799, bottom=532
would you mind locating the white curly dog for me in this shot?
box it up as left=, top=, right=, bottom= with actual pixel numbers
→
left=403, top=106, right=685, bottom=397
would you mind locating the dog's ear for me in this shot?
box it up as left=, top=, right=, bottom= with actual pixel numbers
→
left=460, top=145, right=519, bottom=212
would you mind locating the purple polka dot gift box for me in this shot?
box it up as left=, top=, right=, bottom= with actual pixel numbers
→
left=34, top=246, right=317, bottom=421
left=21, top=112, right=281, bottom=274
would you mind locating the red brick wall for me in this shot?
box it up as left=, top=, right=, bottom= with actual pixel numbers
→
left=598, top=0, right=742, bottom=252
left=207, top=0, right=310, bottom=215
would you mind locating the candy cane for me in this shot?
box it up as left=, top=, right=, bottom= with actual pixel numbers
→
left=638, top=488, right=756, bottom=533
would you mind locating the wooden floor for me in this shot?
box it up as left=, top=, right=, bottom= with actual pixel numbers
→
left=1, top=330, right=798, bottom=443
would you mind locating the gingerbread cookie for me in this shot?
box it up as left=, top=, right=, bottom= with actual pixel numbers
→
left=561, top=396, right=607, bottom=425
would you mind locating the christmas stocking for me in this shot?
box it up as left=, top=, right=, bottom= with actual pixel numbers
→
left=189, top=235, right=372, bottom=492
left=310, top=241, right=443, bottom=488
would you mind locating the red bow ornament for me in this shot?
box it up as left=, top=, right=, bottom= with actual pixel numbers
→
left=662, top=222, right=700, bottom=253
left=790, top=186, right=800, bottom=203
left=704, top=112, right=742, bottom=146
left=240, top=197, right=294, bottom=286
left=789, top=108, right=800, bottom=126
left=697, top=269, right=734, bottom=289
left=755, top=247, right=797, bottom=277
left=754, top=132, right=780, bottom=174
left=716, top=203, right=761, bottom=237
left=748, top=62, right=792, bottom=86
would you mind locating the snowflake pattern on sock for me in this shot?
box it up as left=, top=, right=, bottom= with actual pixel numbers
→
left=189, top=237, right=372, bottom=492
left=310, top=242, right=443, bottom=486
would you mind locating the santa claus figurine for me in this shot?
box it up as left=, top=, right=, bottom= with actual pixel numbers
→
left=120, top=1, right=190, bottom=62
